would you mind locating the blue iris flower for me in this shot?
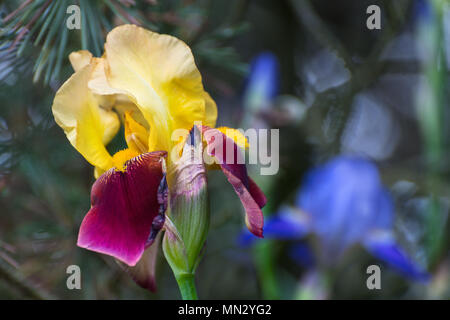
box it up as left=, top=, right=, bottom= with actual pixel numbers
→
left=241, top=156, right=430, bottom=281
left=413, top=0, right=433, bottom=23
left=243, top=52, right=279, bottom=114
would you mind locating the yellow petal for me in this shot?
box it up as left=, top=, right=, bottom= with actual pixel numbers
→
left=104, top=24, right=217, bottom=154
left=52, top=63, right=118, bottom=171
left=88, top=57, right=126, bottom=96
left=86, top=57, right=127, bottom=111
left=217, top=127, right=249, bottom=150
left=69, top=50, right=93, bottom=72
left=98, top=106, right=120, bottom=145
left=94, top=166, right=105, bottom=179
left=95, top=94, right=116, bottom=110
left=114, top=95, right=148, bottom=129
left=124, top=111, right=149, bottom=153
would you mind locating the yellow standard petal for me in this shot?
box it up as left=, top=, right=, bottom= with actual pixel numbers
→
left=88, top=57, right=126, bottom=97
left=52, top=62, right=119, bottom=171
left=124, top=111, right=149, bottom=153
left=69, top=50, right=93, bottom=72
left=103, top=24, right=218, bottom=154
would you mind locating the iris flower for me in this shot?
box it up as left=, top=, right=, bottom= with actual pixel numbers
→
left=243, top=52, right=279, bottom=111
left=241, top=156, right=429, bottom=281
left=52, top=24, right=266, bottom=292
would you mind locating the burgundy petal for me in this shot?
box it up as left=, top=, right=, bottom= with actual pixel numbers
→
left=119, top=232, right=162, bottom=292
left=77, top=151, right=167, bottom=266
left=249, top=177, right=267, bottom=208
left=200, top=126, right=266, bottom=237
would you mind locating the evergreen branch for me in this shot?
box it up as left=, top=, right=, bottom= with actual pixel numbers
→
left=289, top=0, right=355, bottom=73
left=0, top=0, right=157, bottom=86
left=0, top=258, right=55, bottom=300
left=2, top=0, right=34, bottom=24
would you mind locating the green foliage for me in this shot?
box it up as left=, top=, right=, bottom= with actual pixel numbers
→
left=0, top=0, right=247, bottom=86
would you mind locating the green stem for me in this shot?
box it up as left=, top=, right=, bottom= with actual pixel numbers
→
left=253, top=240, right=280, bottom=299
left=175, top=273, right=198, bottom=300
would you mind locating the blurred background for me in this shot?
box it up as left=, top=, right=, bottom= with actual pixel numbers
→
left=0, top=0, right=449, bottom=299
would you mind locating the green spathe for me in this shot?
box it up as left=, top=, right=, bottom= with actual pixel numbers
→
left=163, top=127, right=209, bottom=299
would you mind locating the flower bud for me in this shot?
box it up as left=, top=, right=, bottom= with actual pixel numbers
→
left=163, top=126, right=209, bottom=280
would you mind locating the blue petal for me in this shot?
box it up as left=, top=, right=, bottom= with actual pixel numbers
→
left=289, top=243, right=315, bottom=269
left=364, top=232, right=430, bottom=282
left=237, top=231, right=257, bottom=247
left=243, top=52, right=280, bottom=110
left=296, top=156, right=394, bottom=253
left=413, top=0, right=433, bottom=23
left=237, top=206, right=309, bottom=247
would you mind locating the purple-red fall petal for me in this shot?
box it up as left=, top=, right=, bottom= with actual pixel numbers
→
left=77, top=151, right=167, bottom=266
left=201, top=126, right=266, bottom=237
left=119, top=232, right=162, bottom=292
